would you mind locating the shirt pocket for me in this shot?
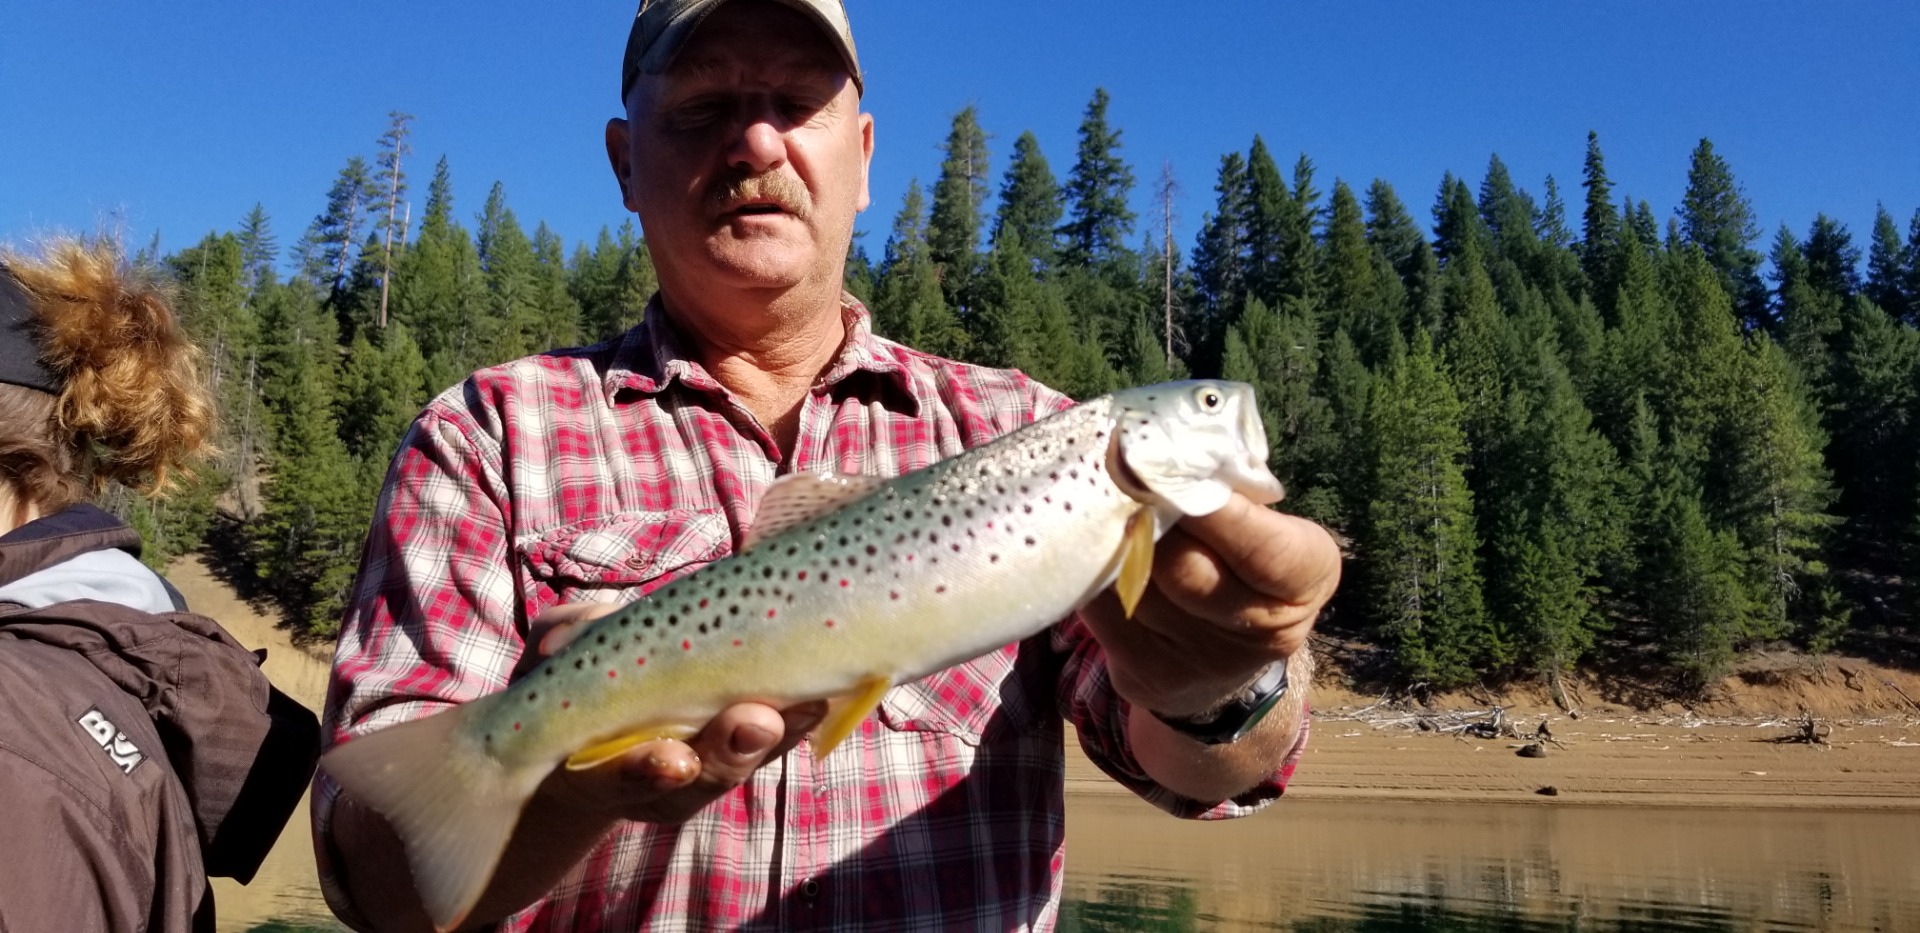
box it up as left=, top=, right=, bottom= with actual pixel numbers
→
left=876, top=641, right=1046, bottom=747
left=518, top=509, right=731, bottom=603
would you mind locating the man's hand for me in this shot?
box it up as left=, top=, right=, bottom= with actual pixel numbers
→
left=1078, top=492, right=1339, bottom=799
left=523, top=603, right=828, bottom=826
left=335, top=604, right=826, bottom=932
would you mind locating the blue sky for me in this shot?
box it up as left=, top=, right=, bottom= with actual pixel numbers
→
left=3, top=2, right=1915, bottom=273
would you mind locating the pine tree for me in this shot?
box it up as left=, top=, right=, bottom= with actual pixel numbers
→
left=1322, top=179, right=1399, bottom=362
left=1678, top=138, right=1766, bottom=327
left=370, top=112, right=415, bottom=329
left=1829, top=295, right=1920, bottom=556
left=872, top=182, right=965, bottom=357
left=389, top=158, right=488, bottom=385
left=1477, top=154, right=1539, bottom=267
left=1579, top=131, right=1620, bottom=300
left=475, top=181, right=541, bottom=364
left=1647, top=487, right=1752, bottom=693
left=1362, top=331, right=1492, bottom=686
left=1804, top=214, right=1863, bottom=300
left=971, top=232, right=1046, bottom=371
left=1431, top=172, right=1486, bottom=269
left=1773, top=224, right=1843, bottom=407
left=1244, top=136, right=1290, bottom=305
left=1490, top=341, right=1625, bottom=693
left=990, top=131, right=1061, bottom=270
left=1191, top=151, right=1252, bottom=374
left=300, top=156, right=375, bottom=295
left=1865, top=204, right=1909, bottom=319
left=1721, top=336, right=1840, bottom=642
left=844, top=237, right=877, bottom=305
left=1903, top=209, right=1920, bottom=326
left=1365, top=179, right=1438, bottom=335
left=336, top=324, right=428, bottom=466
left=236, top=203, right=279, bottom=297
left=1058, top=88, right=1135, bottom=268
left=927, top=105, right=990, bottom=315
left=531, top=223, right=584, bottom=351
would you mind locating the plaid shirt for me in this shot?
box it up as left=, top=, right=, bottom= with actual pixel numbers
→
left=316, top=295, right=1302, bottom=932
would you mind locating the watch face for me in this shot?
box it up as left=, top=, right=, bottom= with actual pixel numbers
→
left=1153, top=661, right=1290, bottom=745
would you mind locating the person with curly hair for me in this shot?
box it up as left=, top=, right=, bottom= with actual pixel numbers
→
left=0, top=237, right=321, bottom=933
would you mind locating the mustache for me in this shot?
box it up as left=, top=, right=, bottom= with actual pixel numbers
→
left=706, top=173, right=812, bottom=219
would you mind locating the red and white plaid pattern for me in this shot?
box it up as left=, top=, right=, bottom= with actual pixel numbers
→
left=315, top=295, right=1302, bottom=931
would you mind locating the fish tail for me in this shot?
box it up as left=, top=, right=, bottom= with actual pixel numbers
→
left=320, top=697, right=545, bottom=932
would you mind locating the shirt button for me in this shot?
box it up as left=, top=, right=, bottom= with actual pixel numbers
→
left=801, top=879, right=820, bottom=898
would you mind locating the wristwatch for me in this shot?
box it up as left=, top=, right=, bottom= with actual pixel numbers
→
left=1149, top=660, right=1290, bottom=746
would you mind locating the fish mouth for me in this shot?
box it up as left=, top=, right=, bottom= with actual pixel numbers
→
left=1105, top=432, right=1153, bottom=503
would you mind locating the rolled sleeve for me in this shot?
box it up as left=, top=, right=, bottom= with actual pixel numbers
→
left=312, top=400, right=527, bottom=926
left=1051, top=614, right=1305, bottom=819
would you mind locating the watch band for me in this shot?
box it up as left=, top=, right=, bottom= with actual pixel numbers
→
left=1148, top=660, right=1290, bottom=746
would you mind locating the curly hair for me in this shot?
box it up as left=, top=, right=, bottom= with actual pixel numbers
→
left=0, top=236, right=216, bottom=512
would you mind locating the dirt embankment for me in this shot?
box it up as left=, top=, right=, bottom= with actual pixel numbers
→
left=1070, top=646, right=1920, bottom=809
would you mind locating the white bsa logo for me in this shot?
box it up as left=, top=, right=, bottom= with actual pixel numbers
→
left=76, top=708, right=145, bottom=775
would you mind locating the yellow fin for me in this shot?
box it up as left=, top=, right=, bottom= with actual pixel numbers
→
left=564, top=724, right=698, bottom=771
left=1116, top=506, right=1156, bottom=618
left=812, top=675, right=892, bottom=759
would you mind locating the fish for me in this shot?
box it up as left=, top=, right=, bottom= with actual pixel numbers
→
left=318, top=379, right=1284, bottom=931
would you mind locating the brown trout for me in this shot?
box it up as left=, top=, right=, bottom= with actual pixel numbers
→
left=320, top=379, right=1284, bottom=930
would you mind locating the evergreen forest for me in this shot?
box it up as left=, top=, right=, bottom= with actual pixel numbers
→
left=120, top=96, right=1920, bottom=698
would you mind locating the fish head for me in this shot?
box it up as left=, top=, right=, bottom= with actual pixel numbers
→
left=1106, top=380, right=1284, bottom=517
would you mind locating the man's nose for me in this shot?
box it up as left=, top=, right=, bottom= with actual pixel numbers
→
left=726, top=105, right=787, bottom=175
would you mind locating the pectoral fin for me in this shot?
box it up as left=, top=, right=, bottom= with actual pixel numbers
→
left=565, top=724, right=700, bottom=771
left=1116, top=506, right=1156, bottom=619
left=811, top=675, right=891, bottom=759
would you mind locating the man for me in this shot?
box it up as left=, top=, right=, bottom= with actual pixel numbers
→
left=315, top=1, right=1340, bottom=930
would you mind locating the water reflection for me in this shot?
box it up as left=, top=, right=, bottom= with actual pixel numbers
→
left=1062, top=796, right=1920, bottom=932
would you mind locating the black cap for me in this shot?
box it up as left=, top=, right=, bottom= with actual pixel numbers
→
left=0, top=266, right=59, bottom=395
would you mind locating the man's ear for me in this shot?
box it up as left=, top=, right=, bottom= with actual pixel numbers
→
left=606, top=118, right=638, bottom=212
left=856, top=111, right=875, bottom=213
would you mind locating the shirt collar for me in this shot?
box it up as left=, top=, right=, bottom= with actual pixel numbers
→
left=607, top=291, right=919, bottom=414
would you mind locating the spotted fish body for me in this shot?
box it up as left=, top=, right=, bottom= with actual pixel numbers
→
left=320, top=380, right=1283, bottom=932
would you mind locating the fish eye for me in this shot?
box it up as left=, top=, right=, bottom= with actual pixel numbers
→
left=1194, top=387, right=1225, bottom=411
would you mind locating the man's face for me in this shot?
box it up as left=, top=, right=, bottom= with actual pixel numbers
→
left=608, top=1, right=873, bottom=302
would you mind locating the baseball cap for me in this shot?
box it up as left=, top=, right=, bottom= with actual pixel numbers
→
left=621, top=0, right=863, bottom=102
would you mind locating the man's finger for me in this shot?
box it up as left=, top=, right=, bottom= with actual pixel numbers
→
left=1176, top=495, right=1342, bottom=607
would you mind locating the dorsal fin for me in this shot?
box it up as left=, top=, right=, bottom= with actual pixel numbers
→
left=742, top=471, right=885, bottom=552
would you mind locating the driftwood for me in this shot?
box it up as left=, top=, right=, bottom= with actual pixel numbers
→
left=1766, top=711, right=1831, bottom=747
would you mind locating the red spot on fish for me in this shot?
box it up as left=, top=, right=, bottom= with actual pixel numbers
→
left=513, top=722, right=522, bottom=731
left=733, top=639, right=743, bottom=647
left=608, top=670, right=618, bottom=679
left=682, top=639, right=691, bottom=651
left=889, top=591, right=899, bottom=600
left=798, top=570, right=808, bottom=581
left=699, top=598, right=709, bottom=609
left=825, top=619, right=836, bottom=628
left=767, top=608, right=777, bottom=618
left=986, top=520, right=995, bottom=529
left=636, top=657, right=647, bottom=666
left=936, top=585, right=948, bottom=594
left=906, top=554, right=915, bottom=562
left=562, top=701, right=571, bottom=709
left=840, top=579, right=850, bottom=587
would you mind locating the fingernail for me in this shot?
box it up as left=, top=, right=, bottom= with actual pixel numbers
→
left=731, top=724, right=775, bottom=757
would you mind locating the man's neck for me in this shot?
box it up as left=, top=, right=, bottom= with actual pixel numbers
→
left=659, top=283, right=847, bottom=459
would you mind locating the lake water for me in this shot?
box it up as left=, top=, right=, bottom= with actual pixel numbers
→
left=222, top=798, right=1920, bottom=932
